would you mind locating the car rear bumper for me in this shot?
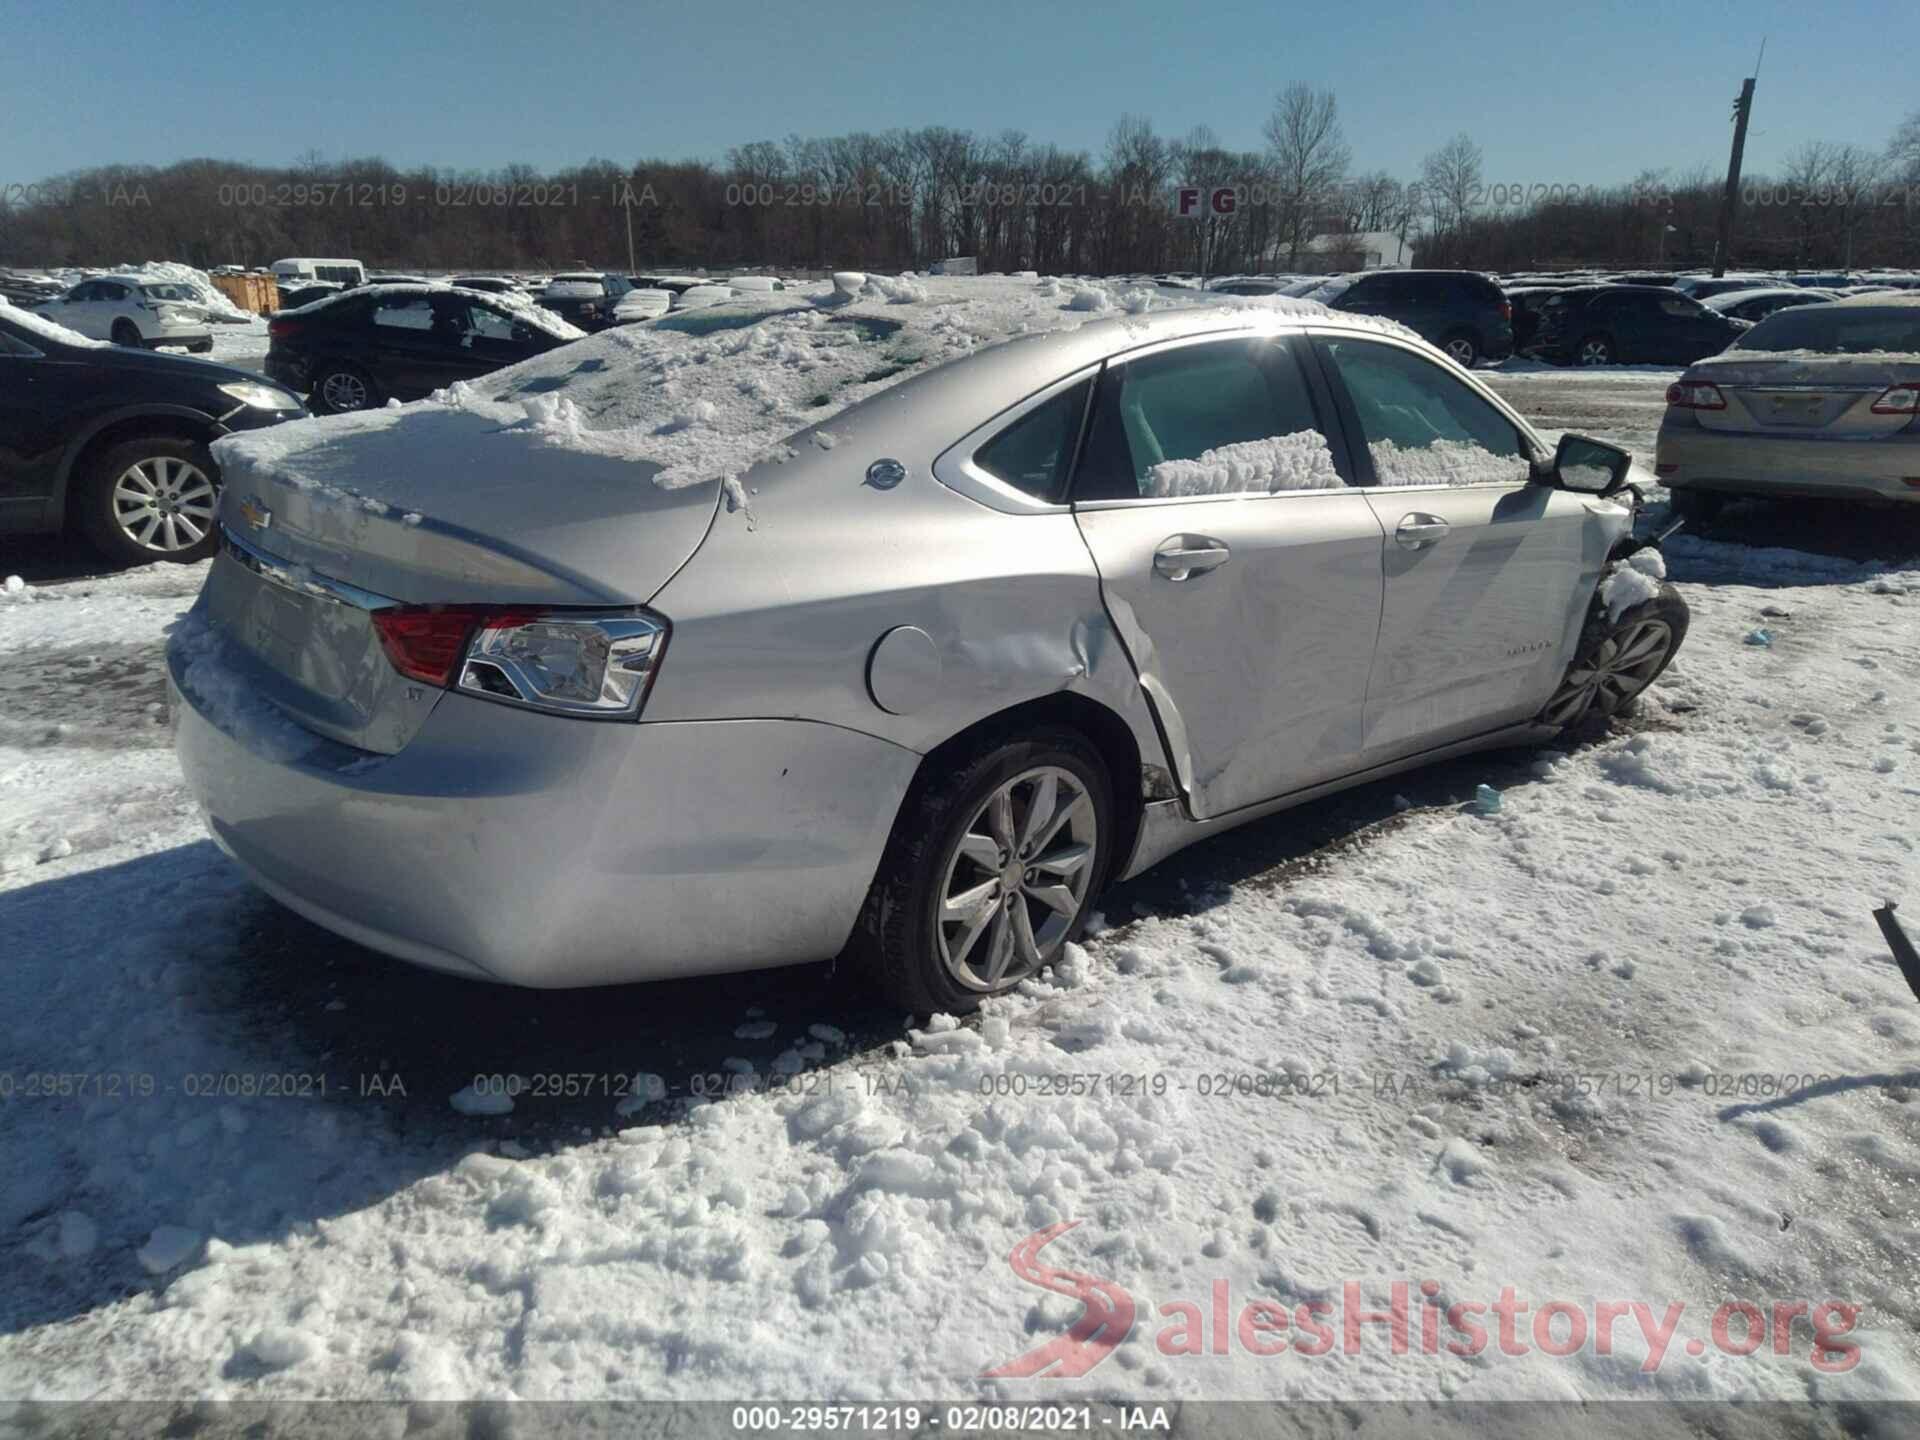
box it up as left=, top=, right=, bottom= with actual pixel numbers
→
left=1656, top=421, right=1920, bottom=503
left=168, top=628, right=919, bottom=987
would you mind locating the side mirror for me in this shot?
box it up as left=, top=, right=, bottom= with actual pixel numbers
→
left=1544, top=432, right=1632, bottom=497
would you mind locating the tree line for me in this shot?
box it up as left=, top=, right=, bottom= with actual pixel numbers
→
left=3, top=97, right=1916, bottom=276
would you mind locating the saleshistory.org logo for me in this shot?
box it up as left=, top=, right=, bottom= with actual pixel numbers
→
left=981, top=1222, right=1863, bottom=1377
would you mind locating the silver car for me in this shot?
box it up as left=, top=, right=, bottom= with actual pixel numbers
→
left=1658, top=296, right=1920, bottom=520
left=168, top=279, right=1686, bottom=1012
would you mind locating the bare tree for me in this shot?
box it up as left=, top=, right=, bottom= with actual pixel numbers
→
left=1419, top=133, right=1483, bottom=260
left=1263, top=84, right=1350, bottom=268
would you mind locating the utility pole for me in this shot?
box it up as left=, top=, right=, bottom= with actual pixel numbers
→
left=1712, top=44, right=1763, bottom=277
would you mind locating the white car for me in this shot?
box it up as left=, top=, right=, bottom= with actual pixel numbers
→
left=669, top=284, right=737, bottom=311
left=35, top=275, right=213, bottom=352
left=612, top=287, right=672, bottom=323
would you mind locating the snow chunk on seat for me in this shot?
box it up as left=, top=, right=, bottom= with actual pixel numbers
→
left=1144, top=430, right=1344, bottom=498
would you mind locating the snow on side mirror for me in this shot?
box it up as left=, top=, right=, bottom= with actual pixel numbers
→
left=1551, top=432, right=1632, bottom=496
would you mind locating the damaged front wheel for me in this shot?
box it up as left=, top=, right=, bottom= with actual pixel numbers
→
left=1541, top=586, right=1689, bottom=733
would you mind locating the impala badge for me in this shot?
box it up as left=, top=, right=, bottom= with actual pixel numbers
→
left=237, top=495, right=272, bottom=530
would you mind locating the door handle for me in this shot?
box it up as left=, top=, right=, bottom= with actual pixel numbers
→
left=1153, top=537, right=1231, bottom=581
left=1394, top=514, right=1450, bottom=549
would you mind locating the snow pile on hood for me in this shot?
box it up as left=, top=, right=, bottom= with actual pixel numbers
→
left=0, top=293, right=107, bottom=349
left=109, top=262, right=251, bottom=322
left=218, top=275, right=1411, bottom=499
left=1144, top=430, right=1342, bottom=497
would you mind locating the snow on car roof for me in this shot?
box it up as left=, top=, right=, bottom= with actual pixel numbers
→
left=277, top=282, right=585, bottom=340
left=0, top=293, right=108, bottom=348
left=219, top=273, right=1409, bottom=499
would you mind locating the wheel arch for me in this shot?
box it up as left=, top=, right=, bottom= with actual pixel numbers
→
left=895, top=691, right=1148, bottom=893
left=54, top=406, right=222, bottom=531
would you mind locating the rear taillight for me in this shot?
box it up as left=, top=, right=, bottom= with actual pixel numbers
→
left=267, top=318, right=304, bottom=339
left=372, top=605, right=668, bottom=718
left=1666, top=381, right=1727, bottom=410
left=371, top=606, right=533, bottom=687
left=1498, top=300, right=1513, bottom=323
left=1870, top=384, right=1920, bottom=415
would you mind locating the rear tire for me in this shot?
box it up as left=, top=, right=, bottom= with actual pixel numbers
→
left=1575, top=332, right=1615, bottom=367
left=311, top=362, right=378, bottom=414
left=1440, top=330, right=1480, bottom=367
left=110, top=319, right=144, bottom=348
left=188, top=340, right=213, bottom=354
left=1540, top=584, right=1689, bottom=736
left=849, top=728, right=1113, bottom=1015
left=77, top=436, right=220, bottom=566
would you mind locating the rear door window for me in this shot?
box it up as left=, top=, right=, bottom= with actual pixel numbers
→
left=1318, top=337, right=1532, bottom=487
left=372, top=296, right=435, bottom=331
left=1071, top=337, right=1344, bottom=501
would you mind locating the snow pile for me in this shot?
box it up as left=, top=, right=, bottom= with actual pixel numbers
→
left=1368, top=437, right=1529, bottom=487
left=1600, top=547, right=1668, bottom=621
left=219, top=276, right=1412, bottom=514
left=0, top=293, right=108, bottom=349
left=1143, top=430, right=1343, bottom=497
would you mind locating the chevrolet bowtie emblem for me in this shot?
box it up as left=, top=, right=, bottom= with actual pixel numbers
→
left=237, top=495, right=272, bottom=530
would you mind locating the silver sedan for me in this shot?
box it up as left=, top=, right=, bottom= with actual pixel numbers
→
left=168, top=280, right=1686, bottom=1012
left=1658, top=296, right=1920, bottom=520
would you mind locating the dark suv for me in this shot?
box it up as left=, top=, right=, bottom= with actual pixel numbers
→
left=1304, top=270, right=1514, bottom=366
left=264, top=286, right=579, bottom=413
left=1524, top=285, right=1748, bottom=367
left=0, top=304, right=305, bottom=564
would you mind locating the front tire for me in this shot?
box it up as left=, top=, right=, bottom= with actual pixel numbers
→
left=850, top=728, right=1113, bottom=1015
left=1541, top=584, right=1689, bottom=734
left=78, top=437, right=220, bottom=565
left=1575, top=332, right=1615, bottom=367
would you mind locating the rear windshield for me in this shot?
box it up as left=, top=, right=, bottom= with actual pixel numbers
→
left=1735, top=305, right=1920, bottom=354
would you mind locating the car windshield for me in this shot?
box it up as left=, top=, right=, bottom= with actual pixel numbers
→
left=1735, top=304, right=1920, bottom=354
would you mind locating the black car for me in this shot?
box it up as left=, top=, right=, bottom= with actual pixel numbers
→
left=1304, top=269, right=1514, bottom=366
left=264, top=288, right=577, bottom=413
left=1524, top=285, right=1748, bottom=366
left=1504, top=285, right=1569, bottom=352
left=0, top=305, right=305, bottom=564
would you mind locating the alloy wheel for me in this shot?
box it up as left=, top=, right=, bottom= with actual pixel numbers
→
left=111, top=457, right=217, bottom=553
left=1542, top=618, right=1675, bottom=728
left=321, top=371, right=370, bottom=411
left=1577, top=338, right=1612, bottom=366
left=936, top=765, right=1098, bottom=992
left=1445, top=336, right=1477, bottom=366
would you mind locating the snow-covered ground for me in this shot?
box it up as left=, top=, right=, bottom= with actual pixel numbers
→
left=2, top=369, right=1918, bottom=1419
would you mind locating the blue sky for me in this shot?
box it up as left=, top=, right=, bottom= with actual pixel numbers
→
left=1, top=0, right=1907, bottom=186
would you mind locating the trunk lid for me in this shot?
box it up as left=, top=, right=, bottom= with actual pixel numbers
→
left=199, top=408, right=720, bottom=753
left=1687, top=353, right=1920, bottom=438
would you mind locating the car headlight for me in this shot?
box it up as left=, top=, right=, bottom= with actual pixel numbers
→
left=454, top=610, right=668, bottom=718
left=218, top=380, right=301, bottom=410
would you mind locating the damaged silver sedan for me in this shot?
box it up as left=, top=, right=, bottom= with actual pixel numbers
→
left=169, top=278, right=1687, bottom=1011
